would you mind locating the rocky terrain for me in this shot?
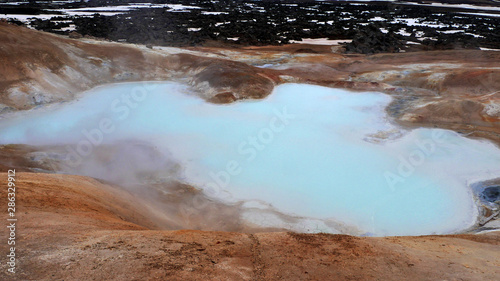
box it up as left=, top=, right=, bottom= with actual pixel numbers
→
left=2, top=21, right=500, bottom=144
left=1, top=0, right=499, bottom=50
left=0, top=172, right=499, bottom=280
left=1, top=19, right=500, bottom=280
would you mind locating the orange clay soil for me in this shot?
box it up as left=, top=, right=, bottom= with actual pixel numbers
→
left=0, top=172, right=499, bottom=280
left=1, top=22, right=500, bottom=145
left=1, top=23, right=500, bottom=280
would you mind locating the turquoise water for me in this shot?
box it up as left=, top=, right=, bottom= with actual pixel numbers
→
left=1, top=82, right=500, bottom=236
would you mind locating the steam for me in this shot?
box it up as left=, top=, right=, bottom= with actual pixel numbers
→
left=1, top=82, right=500, bottom=236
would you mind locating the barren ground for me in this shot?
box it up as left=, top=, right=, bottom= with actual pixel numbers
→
left=1, top=22, right=500, bottom=280
left=0, top=173, right=499, bottom=281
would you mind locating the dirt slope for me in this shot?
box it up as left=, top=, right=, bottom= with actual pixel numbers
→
left=1, top=22, right=500, bottom=280
left=0, top=21, right=276, bottom=110
left=0, top=172, right=498, bottom=280
left=2, top=21, right=500, bottom=145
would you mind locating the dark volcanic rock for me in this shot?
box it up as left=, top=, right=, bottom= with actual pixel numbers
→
left=345, top=24, right=404, bottom=54
left=3, top=0, right=498, bottom=51
left=483, top=186, right=500, bottom=203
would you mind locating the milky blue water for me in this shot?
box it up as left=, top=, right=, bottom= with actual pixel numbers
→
left=1, top=82, right=500, bottom=236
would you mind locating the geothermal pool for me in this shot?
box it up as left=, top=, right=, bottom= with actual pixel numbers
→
left=1, top=82, right=500, bottom=236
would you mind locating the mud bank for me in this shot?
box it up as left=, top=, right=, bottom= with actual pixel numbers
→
left=2, top=81, right=500, bottom=236
left=0, top=172, right=499, bottom=281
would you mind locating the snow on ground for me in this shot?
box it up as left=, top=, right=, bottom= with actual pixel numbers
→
left=290, top=38, right=352, bottom=45
left=400, top=2, right=500, bottom=12
left=0, top=3, right=203, bottom=23
left=480, top=47, right=500, bottom=51
left=458, top=12, right=500, bottom=18
left=396, top=29, right=412, bottom=36
left=0, top=14, right=64, bottom=21
left=202, top=11, right=229, bottom=15
left=392, top=18, right=448, bottom=28
left=439, top=30, right=464, bottom=34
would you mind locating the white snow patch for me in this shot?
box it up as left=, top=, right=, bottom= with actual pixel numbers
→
left=290, top=38, right=352, bottom=45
